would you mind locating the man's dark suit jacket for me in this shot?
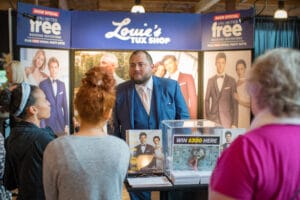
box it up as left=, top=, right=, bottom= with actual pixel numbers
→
left=109, top=76, right=190, bottom=139
left=134, top=143, right=155, bottom=169
left=134, top=144, right=155, bottom=156
left=204, top=74, right=238, bottom=128
left=39, top=78, right=69, bottom=134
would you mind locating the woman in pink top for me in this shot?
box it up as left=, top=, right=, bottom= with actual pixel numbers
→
left=209, top=48, right=300, bottom=200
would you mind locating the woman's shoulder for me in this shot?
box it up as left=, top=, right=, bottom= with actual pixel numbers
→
left=40, top=71, right=49, bottom=79
left=107, top=135, right=129, bottom=147
left=45, top=135, right=71, bottom=151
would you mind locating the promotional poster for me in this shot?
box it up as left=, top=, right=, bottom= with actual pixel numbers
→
left=17, top=2, right=71, bottom=48
left=74, top=50, right=198, bottom=119
left=20, top=47, right=70, bottom=135
left=203, top=50, right=252, bottom=128
left=201, top=8, right=254, bottom=50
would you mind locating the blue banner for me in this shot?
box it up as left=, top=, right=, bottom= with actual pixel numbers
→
left=201, top=8, right=254, bottom=50
left=16, top=3, right=254, bottom=51
left=17, top=2, right=71, bottom=48
left=71, top=11, right=202, bottom=50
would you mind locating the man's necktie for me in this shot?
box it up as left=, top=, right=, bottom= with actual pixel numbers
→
left=139, top=87, right=150, bottom=115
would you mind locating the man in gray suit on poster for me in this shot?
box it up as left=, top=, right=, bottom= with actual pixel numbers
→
left=205, top=52, right=238, bottom=128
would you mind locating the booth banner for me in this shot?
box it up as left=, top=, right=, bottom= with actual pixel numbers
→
left=71, top=11, right=202, bottom=50
left=17, top=2, right=71, bottom=48
left=201, top=8, right=254, bottom=50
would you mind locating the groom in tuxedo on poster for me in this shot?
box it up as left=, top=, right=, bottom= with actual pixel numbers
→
left=39, top=57, right=69, bottom=135
left=133, top=132, right=155, bottom=169
left=204, top=52, right=238, bottom=128
left=134, top=132, right=155, bottom=157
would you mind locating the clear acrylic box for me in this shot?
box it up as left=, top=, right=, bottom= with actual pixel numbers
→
left=161, top=119, right=223, bottom=185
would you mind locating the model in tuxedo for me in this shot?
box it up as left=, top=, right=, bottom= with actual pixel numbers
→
left=133, top=132, right=155, bottom=169
left=205, top=52, right=238, bottom=128
left=221, top=131, right=232, bottom=151
left=162, top=55, right=198, bottom=119
left=109, top=50, right=189, bottom=200
left=39, top=57, right=69, bottom=135
left=134, top=132, right=155, bottom=156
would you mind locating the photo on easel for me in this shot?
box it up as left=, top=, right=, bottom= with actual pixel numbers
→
left=126, top=129, right=164, bottom=174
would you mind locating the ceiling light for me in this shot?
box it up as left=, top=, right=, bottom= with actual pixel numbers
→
left=274, top=0, right=288, bottom=19
left=131, top=0, right=145, bottom=13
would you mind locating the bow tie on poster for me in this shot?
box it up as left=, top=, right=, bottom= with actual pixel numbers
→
left=52, top=79, right=57, bottom=83
left=217, top=75, right=224, bottom=79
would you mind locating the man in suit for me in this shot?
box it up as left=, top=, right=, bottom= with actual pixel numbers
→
left=39, top=57, right=69, bottom=135
left=109, top=50, right=189, bottom=200
left=134, top=132, right=155, bottom=156
left=221, top=131, right=232, bottom=151
left=205, top=52, right=238, bottom=128
left=162, top=55, right=198, bottom=119
left=134, top=132, right=155, bottom=170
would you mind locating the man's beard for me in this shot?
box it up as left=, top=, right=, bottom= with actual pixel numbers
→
left=132, top=73, right=151, bottom=85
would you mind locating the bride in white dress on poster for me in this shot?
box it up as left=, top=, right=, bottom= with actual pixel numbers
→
left=153, top=136, right=164, bottom=170
left=25, top=49, right=48, bottom=86
left=234, top=59, right=251, bottom=128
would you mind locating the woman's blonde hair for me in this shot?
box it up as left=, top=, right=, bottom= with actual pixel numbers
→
left=32, top=49, right=46, bottom=71
left=8, top=61, right=27, bottom=83
left=247, top=48, right=300, bottom=117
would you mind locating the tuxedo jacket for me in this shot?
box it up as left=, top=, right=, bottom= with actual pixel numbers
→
left=204, top=74, right=238, bottom=128
left=222, top=142, right=231, bottom=150
left=109, top=76, right=190, bottom=139
left=134, top=144, right=155, bottom=156
left=39, top=78, right=69, bottom=134
left=177, top=72, right=198, bottom=119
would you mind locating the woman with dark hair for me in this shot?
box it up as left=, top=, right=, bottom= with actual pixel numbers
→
left=43, top=67, right=130, bottom=200
left=0, top=82, right=56, bottom=199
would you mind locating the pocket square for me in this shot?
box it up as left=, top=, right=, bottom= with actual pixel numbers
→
left=58, top=91, right=64, bottom=95
left=224, top=87, right=231, bottom=90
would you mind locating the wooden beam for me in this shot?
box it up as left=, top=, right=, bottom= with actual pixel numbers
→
left=195, top=0, right=221, bottom=13
left=59, top=0, right=69, bottom=10
left=49, top=0, right=58, bottom=8
left=225, top=0, right=236, bottom=11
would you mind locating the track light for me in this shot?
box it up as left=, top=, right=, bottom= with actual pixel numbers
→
left=274, top=0, right=288, bottom=19
left=131, top=0, right=145, bottom=13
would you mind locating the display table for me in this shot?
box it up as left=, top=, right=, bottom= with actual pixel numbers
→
left=125, top=177, right=208, bottom=200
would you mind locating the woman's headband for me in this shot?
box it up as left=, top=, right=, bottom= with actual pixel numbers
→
left=14, top=82, right=31, bottom=117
